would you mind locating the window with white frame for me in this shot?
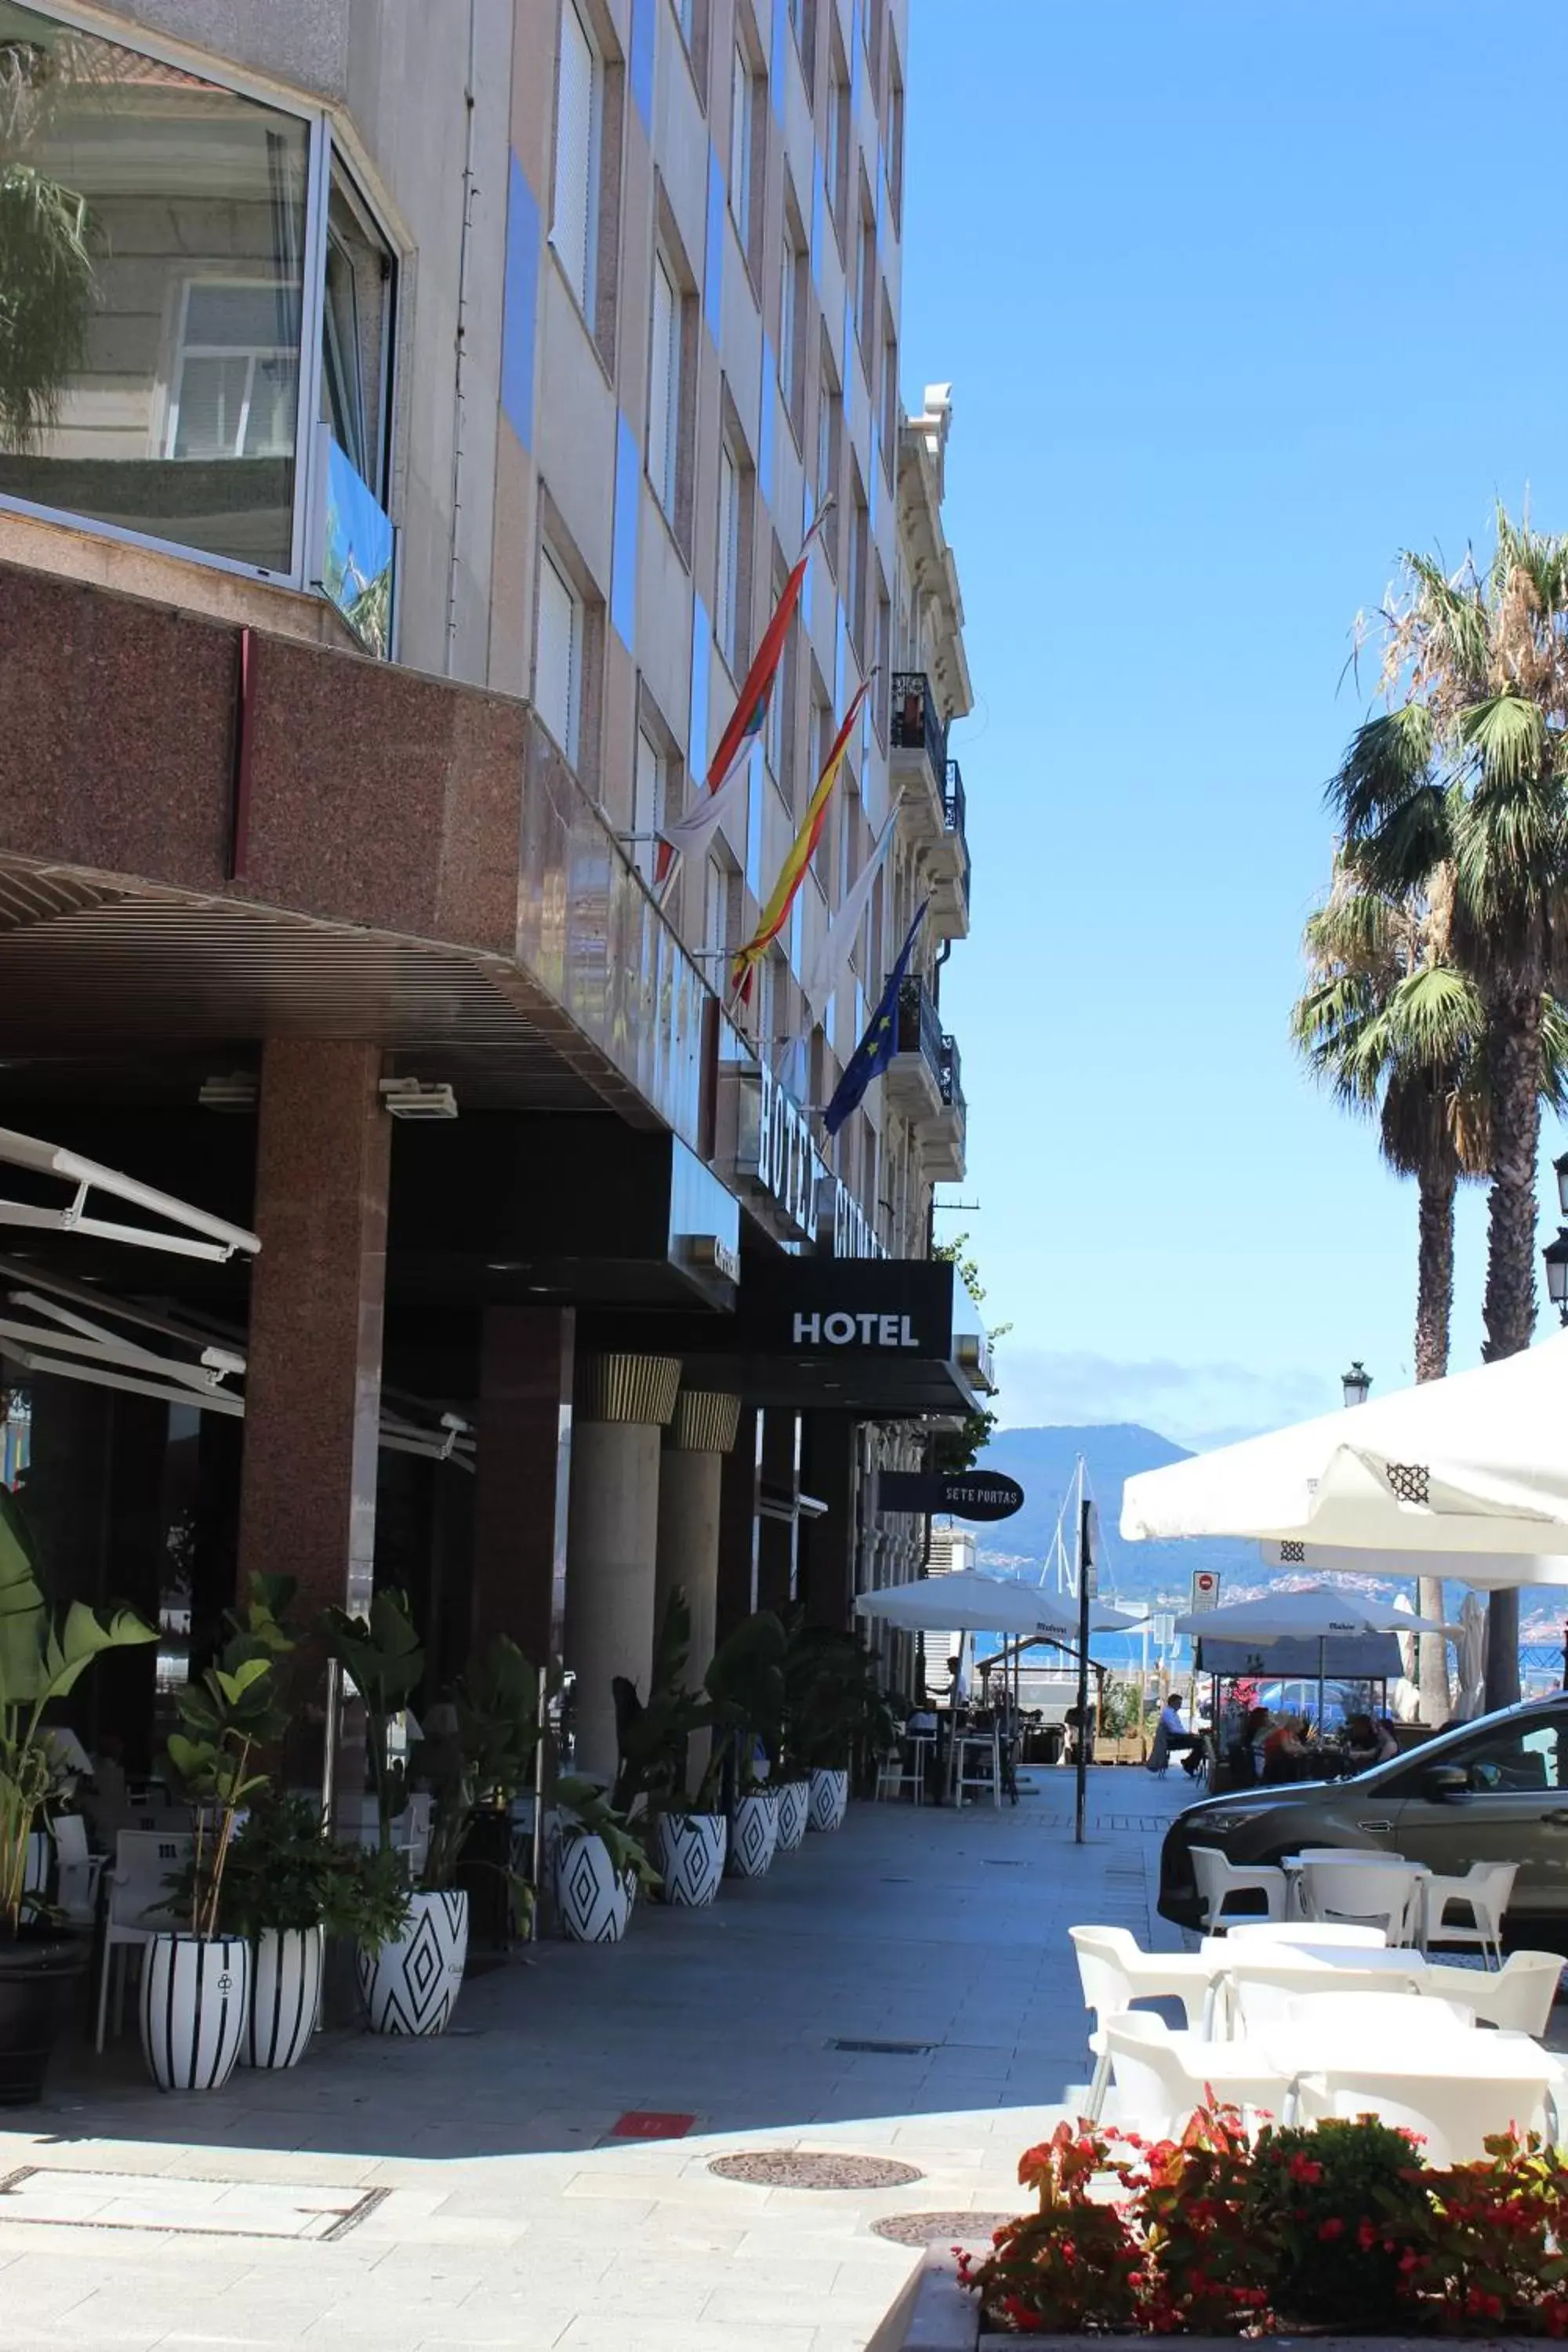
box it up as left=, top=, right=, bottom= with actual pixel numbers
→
left=730, top=42, right=754, bottom=248
left=535, top=548, right=582, bottom=760
left=815, top=345, right=840, bottom=564
left=788, top=0, right=815, bottom=96
left=826, top=35, right=851, bottom=244
left=716, top=439, right=742, bottom=670
left=552, top=0, right=601, bottom=317
left=167, top=283, right=298, bottom=464
left=855, top=178, right=877, bottom=361
left=633, top=727, right=663, bottom=883
left=779, top=205, right=806, bottom=441
left=648, top=249, right=680, bottom=518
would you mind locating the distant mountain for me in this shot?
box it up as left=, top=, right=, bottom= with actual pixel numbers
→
left=971, top=1422, right=1262, bottom=1605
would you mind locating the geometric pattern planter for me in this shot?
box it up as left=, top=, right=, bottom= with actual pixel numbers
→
left=652, top=1813, right=727, bottom=1907
left=556, top=1835, right=635, bottom=1943
left=727, top=1790, right=779, bottom=1879
left=773, top=1780, right=810, bottom=1853
left=242, top=1926, right=324, bottom=2070
left=356, top=1891, right=469, bottom=2037
left=808, top=1768, right=849, bottom=1834
left=139, top=1933, right=250, bottom=2092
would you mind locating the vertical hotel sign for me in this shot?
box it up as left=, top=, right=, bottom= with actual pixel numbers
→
left=734, top=1064, right=826, bottom=1246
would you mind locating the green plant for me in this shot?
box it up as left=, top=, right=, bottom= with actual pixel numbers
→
left=782, top=1619, right=897, bottom=1773
left=325, top=1838, right=413, bottom=1955
left=0, top=1486, right=154, bottom=1940
left=163, top=1577, right=293, bottom=1940
left=554, top=1774, right=659, bottom=1896
left=321, top=1589, right=424, bottom=1852
left=0, top=38, right=97, bottom=454
left=416, top=1635, right=544, bottom=1893
left=612, top=1589, right=709, bottom=1818
left=959, top=2118, right=1145, bottom=2334
left=1403, top=2129, right=1568, bottom=2334
left=931, top=1235, right=1011, bottom=1473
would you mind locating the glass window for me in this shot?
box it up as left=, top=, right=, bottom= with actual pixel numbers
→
left=321, top=169, right=394, bottom=499
left=1453, top=1715, right=1567, bottom=1793
left=633, top=728, right=662, bottom=883
left=648, top=250, right=678, bottom=518
left=536, top=548, right=580, bottom=760
left=0, top=2, right=310, bottom=572
left=717, top=440, right=739, bottom=668
left=552, top=0, right=599, bottom=314
left=729, top=45, right=752, bottom=241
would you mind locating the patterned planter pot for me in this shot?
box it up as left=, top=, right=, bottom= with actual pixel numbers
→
left=652, top=1811, right=727, bottom=1907
left=557, top=1834, right=636, bottom=1943
left=727, top=1788, right=779, bottom=1878
left=242, top=1926, right=324, bottom=2071
left=808, top=1767, right=849, bottom=1834
left=357, top=1890, right=469, bottom=2037
left=774, top=1780, right=811, bottom=1853
left=140, top=1933, right=250, bottom=2092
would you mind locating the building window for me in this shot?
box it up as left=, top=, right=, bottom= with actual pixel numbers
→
left=716, top=424, right=755, bottom=678
left=847, top=465, right=868, bottom=661
left=779, top=205, right=807, bottom=445
left=887, top=38, right=905, bottom=227
left=815, top=343, right=840, bottom=568
left=730, top=45, right=753, bottom=235
left=648, top=249, right=680, bottom=518
left=552, top=0, right=601, bottom=318
left=826, top=32, right=851, bottom=248
left=320, top=167, right=396, bottom=503
left=633, top=727, right=663, bottom=884
left=535, top=547, right=582, bottom=760
left=873, top=566, right=891, bottom=745
left=166, top=284, right=297, bottom=466
left=880, top=303, right=898, bottom=476
left=855, top=174, right=877, bottom=365
left=787, top=0, right=816, bottom=98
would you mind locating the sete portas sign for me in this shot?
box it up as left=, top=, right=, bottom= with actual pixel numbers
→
left=877, top=1469, right=1025, bottom=1523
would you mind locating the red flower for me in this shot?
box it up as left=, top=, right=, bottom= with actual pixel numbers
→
left=1318, top=2217, right=1345, bottom=2242
left=1356, top=2220, right=1380, bottom=2251
left=1288, top=2154, right=1323, bottom=2185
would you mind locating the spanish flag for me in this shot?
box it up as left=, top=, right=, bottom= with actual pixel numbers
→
left=731, top=676, right=873, bottom=1005
left=654, top=506, right=830, bottom=887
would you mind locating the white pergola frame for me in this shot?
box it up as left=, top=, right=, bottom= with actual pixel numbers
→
left=0, top=1127, right=261, bottom=1265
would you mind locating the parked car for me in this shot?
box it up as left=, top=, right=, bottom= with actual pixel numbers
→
left=1159, top=1693, right=1568, bottom=1949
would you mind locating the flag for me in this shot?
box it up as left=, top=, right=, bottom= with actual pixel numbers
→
left=822, top=902, right=928, bottom=1137
left=653, top=757, right=750, bottom=869
left=655, top=510, right=828, bottom=887
left=731, top=677, right=873, bottom=1004
left=802, top=804, right=896, bottom=1007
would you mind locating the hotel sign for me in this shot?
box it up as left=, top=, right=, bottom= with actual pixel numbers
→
left=740, top=1257, right=955, bottom=1362
left=734, top=1064, right=826, bottom=1246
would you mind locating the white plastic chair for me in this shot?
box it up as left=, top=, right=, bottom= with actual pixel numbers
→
left=1069, top=1926, right=1214, bottom=2117
left=1294, top=2063, right=1558, bottom=2161
left=1279, top=1990, right=1475, bottom=2039
left=1425, top=1950, right=1563, bottom=2036
left=1101, top=2013, right=1285, bottom=2139
left=1423, top=1861, right=1516, bottom=1967
left=50, top=1813, right=105, bottom=1927
left=1216, top=1920, right=1388, bottom=1950
left=1220, top=1958, right=1426, bottom=2038
left=1299, top=1857, right=1421, bottom=1944
left=874, top=1739, right=930, bottom=1805
left=1190, top=1845, right=1287, bottom=1931
left=95, top=1830, right=192, bottom=2052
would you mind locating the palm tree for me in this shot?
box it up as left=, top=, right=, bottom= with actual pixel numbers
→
left=0, top=35, right=96, bottom=453
left=1329, top=508, right=1568, bottom=1706
left=1293, top=860, right=1483, bottom=1722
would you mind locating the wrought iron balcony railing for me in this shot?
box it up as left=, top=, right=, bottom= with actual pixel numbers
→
left=891, top=670, right=948, bottom=788
left=944, top=756, right=971, bottom=906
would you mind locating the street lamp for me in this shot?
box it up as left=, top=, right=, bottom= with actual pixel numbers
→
left=1555, top=1152, right=1568, bottom=1215
left=1544, top=1228, right=1568, bottom=1327
left=1341, top=1359, right=1372, bottom=1408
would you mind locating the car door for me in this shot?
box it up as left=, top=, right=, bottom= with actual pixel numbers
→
left=1385, top=1706, right=1568, bottom=1920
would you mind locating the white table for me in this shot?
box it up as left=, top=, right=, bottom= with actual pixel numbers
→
left=1258, top=2024, right=1559, bottom=2134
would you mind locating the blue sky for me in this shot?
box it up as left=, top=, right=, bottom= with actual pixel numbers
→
left=897, top=0, right=1568, bottom=1450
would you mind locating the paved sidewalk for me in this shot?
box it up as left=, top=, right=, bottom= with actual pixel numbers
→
left=0, top=1768, right=1193, bottom=2352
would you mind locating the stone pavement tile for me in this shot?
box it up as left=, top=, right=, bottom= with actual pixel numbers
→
left=554, top=2319, right=822, bottom=2351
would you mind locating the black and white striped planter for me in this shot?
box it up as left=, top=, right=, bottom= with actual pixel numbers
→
left=808, top=1767, right=849, bottom=1833
left=727, top=1788, right=779, bottom=1878
left=774, top=1780, right=810, bottom=1853
left=357, top=1891, right=469, bottom=2036
left=556, top=1835, right=636, bottom=1942
left=652, top=1811, right=727, bottom=1906
left=139, top=1933, right=250, bottom=2092
left=242, top=1927, right=324, bottom=2070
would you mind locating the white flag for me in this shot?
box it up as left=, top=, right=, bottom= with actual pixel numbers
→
left=803, top=807, right=898, bottom=1008
left=655, top=756, right=750, bottom=873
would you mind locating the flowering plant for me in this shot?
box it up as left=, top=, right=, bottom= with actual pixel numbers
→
left=962, top=2110, right=1568, bottom=2336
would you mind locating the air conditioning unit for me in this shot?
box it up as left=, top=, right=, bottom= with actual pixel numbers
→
left=379, top=1078, right=458, bottom=1121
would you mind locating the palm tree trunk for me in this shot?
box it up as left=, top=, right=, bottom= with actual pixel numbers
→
left=1481, top=989, right=1544, bottom=1711
left=1414, top=1161, right=1455, bottom=1725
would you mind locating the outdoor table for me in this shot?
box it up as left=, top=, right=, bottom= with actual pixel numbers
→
left=1257, top=2024, right=1559, bottom=2132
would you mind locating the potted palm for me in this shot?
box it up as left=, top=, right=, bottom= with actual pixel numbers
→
left=784, top=1623, right=895, bottom=1833
left=554, top=1774, right=658, bottom=1942
left=416, top=1635, right=546, bottom=1954
left=613, top=1593, right=728, bottom=1907
left=144, top=1589, right=287, bottom=2090
left=0, top=1490, right=154, bottom=2105
left=708, top=1612, right=786, bottom=1879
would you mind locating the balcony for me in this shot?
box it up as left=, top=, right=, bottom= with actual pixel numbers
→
left=884, top=972, right=946, bottom=1122
left=924, top=1030, right=967, bottom=1181
left=926, top=757, right=971, bottom=940
left=890, top=670, right=949, bottom=851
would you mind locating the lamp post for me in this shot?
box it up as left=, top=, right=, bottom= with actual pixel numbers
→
left=1545, top=1156, right=1568, bottom=1329
left=1341, top=1359, right=1372, bottom=1408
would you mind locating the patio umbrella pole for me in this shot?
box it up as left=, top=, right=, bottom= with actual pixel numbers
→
left=1074, top=1496, right=1092, bottom=1845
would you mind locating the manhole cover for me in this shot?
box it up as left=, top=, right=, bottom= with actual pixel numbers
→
left=710, top=2151, right=925, bottom=2190
left=872, top=2209, right=1016, bottom=2247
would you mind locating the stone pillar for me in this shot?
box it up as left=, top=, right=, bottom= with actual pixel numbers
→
left=716, top=1404, right=763, bottom=1644
left=655, top=1391, right=742, bottom=1688
left=236, top=1040, right=389, bottom=1824
left=563, top=1352, right=681, bottom=1783
left=472, top=1305, right=576, bottom=1669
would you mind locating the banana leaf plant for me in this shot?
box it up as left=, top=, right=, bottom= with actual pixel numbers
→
left=554, top=1774, right=659, bottom=1896
left=162, top=1577, right=293, bottom=1940
left=321, top=1589, right=424, bottom=1853
left=416, top=1635, right=546, bottom=1895
left=0, top=1486, right=154, bottom=1940
left=614, top=1600, right=789, bottom=1819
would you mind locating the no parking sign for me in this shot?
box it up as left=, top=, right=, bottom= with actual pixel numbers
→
left=1189, top=1569, right=1221, bottom=1612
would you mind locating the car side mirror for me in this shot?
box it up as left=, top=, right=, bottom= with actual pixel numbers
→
left=1424, top=1764, right=1471, bottom=1803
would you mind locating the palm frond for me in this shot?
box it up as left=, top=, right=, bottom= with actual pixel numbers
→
left=1327, top=702, right=1435, bottom=838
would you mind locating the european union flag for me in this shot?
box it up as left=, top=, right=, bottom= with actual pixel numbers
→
left=823, top=902, right=928, bottom=1137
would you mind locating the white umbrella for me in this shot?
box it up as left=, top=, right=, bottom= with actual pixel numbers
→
left=855, top=1573, right=1138, bottom=1639
left=1254, top=1537, right=1568, bottom=1592
left=1121, top=1330, right=1568, bottom=1558
left=1454, top=1593, right=1488, bottom=1722
left=1171, top=1586, right=1449, bottom=1725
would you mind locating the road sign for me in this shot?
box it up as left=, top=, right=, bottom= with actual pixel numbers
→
left=877, top=1469, right=1025, bottom=1522
left=1189, top=1569, right=1221, bottom=1613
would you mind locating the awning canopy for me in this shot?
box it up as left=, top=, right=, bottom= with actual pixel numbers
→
left=855, top=1573, right=1138, bottom=1638
left=1121, top=1331, right=1568, bottom=1559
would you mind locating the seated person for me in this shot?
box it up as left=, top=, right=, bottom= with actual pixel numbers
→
left=1225, top=1704, right=1271, bottom=1787
left=1149, top=1692, right=1203, bottom=1776
left=1261, top=1714, right=1314, bottom=1784
left=1343, top=1711, right=1399, bottom=1773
